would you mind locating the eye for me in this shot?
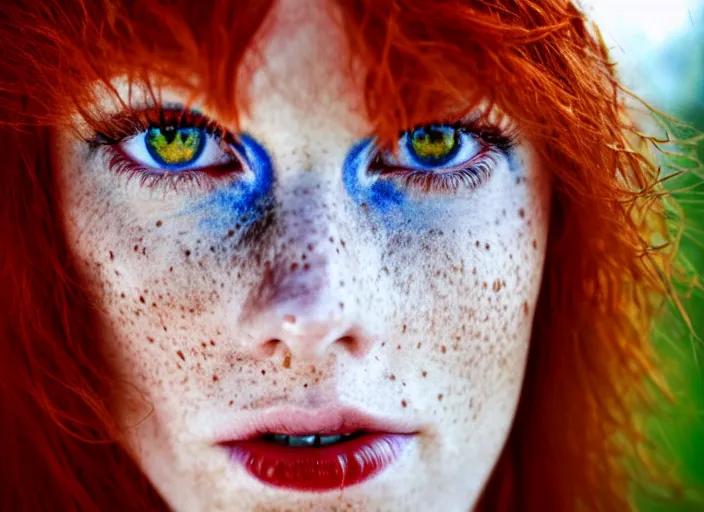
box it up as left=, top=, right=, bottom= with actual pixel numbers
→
left=86, top=108, right=249, bottom=193
left=377, top=124, right=484, bottom=171
left=121, top=124, right=234, bottom=171
left=368, top=120, right=515, bottom=194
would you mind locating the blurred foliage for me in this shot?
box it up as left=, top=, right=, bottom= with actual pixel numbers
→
left=635, top=14, right=704, bottom=508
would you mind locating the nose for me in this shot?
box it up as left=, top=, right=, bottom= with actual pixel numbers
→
left=240, top=253, right=375, bottom=362
left=236, top=186, right=376, bottom=363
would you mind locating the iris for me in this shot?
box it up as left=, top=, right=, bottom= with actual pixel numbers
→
left=407, top=125, right=459, bottom=166
left=144, top=126, right=206, bottom=168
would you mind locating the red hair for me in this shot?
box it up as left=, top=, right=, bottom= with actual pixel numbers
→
left=0, top=0, right=687, bottom=510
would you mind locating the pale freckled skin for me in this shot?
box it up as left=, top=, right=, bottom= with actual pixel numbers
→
left=55, top=1, right=550, bottom=511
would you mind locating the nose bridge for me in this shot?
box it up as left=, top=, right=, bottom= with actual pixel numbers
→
left=239, top=176, right=368, bottom=361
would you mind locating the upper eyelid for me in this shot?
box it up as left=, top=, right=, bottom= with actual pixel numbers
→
left=85, top=106, right=234, bottom=145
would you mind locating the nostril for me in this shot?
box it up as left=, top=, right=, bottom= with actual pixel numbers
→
left=337, top=335, right=363, bottom=356
left=261, top=338, right=282, bottom=357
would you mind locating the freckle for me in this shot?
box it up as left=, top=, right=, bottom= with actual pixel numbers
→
left=156, top=220, right=163, bottom=227
left=485, top=243, right=490, bottom=250
left=381, top=342, right=386, bottom=347
left=283, top=354, right=291, bottom=369
left=284, top=314, right=296, bottom=324
left=307, top=243, right=314, bottom=251
left=492, top=280, right=502, bottom=292
left=185, top=250, right=191, bottom=257
left=108, top=251, right=114, bottom=260
left=260, top=369, right=266, bottom=376
left=441, top=345, right=447, bottom=353
left=177, top=350, right=185, bottom=361
left=532, top=239, right=537, bottom=249
left=519, top=208, right=525, bottom=218
left=229, top=400, right=233, bottom=406
left=133, top=245, right=139, bottom=252
left=402, top=324, right=407, bottom=333
left=120, top=293, right=125, bottom=299
left=396, top=344, right=401, bottom=350
left=339, top=302, right=344, bottom=310
left=472, top=267, right=477, bottom=275
left=227, top=229, right=235, bottom=237
left=290, top=263, right=298, bottom=271
left=212, top=375, right=219, bottom=382
left=139, top=295, right=145, bottom=303
left=482, top=282, right=488, bottom=289
left=438, top=394, right=444, bottom=402
left=340, top=239, right=346, bottom=248
left=523, top=301, right=530, bottom=316
left=210, top=246, right=215, bottom=252
left=169, top=267, right=173, bottom=272
left=303, top=263, right=310, bottom=271
left=142, top=247, right=146, bottom=255
left=422, top=371, right=427, bottom=377
left=401, top=400, right=407, bottom=408
left=389, top=374, right=396, bottom=381
left=329, top=236, right=334, bottom=243
left=339, top=280, right=345, bottom=287
left=417, top=342, right=422, bottom=349
left=147, top=336, right=154, bottom=343
left=304, top=383, right=308, bottom=388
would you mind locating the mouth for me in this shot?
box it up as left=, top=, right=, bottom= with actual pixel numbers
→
left=217, top=407, right=418, bottom=492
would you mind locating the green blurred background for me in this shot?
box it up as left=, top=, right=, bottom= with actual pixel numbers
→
left=585, top=1, right=704, bottom=509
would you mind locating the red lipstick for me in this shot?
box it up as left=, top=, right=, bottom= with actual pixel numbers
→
left=216, top=407, right=417, bottom=492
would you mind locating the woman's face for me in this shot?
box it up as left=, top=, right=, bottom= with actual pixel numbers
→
left=56, top=2, right=550, bottom=510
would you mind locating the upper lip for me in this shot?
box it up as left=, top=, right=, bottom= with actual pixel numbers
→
left=213, top=405, right=421, bottom=443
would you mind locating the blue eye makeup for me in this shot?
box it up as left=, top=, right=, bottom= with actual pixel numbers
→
left=87, top=107, right=516, bottom=234
left=86, top=107, right=275, bottom=234
left=343, top=118, right=517, bottom=229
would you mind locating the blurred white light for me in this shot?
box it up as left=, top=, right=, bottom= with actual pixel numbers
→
left=581, top=0, right=698, bottom=48
left=579, top=0, right=702, bottom=108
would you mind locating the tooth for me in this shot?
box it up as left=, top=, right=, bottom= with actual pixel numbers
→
left=272, top=434, right=288, bottom=444
left=287, top=435, right=317, bottom=447
left=319, top=434, right=343, bottom=446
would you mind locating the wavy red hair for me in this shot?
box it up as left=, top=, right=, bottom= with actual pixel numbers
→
left=0, top=0, right=685, bottom=510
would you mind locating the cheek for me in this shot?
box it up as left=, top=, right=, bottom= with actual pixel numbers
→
left=371, top=150, right=549, bottom=432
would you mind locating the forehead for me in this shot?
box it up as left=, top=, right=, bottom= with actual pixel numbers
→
left=243, top=0, right=369, bottom=135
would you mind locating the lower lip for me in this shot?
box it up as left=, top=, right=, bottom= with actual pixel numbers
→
left=223, top=433, right=413, bottom=492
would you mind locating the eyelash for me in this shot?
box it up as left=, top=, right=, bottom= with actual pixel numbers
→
left=374, top=158, right=498, bottom=194
left=370, top=119, right=517, bottom=194
left=86, top=109, right=244, bottom=195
